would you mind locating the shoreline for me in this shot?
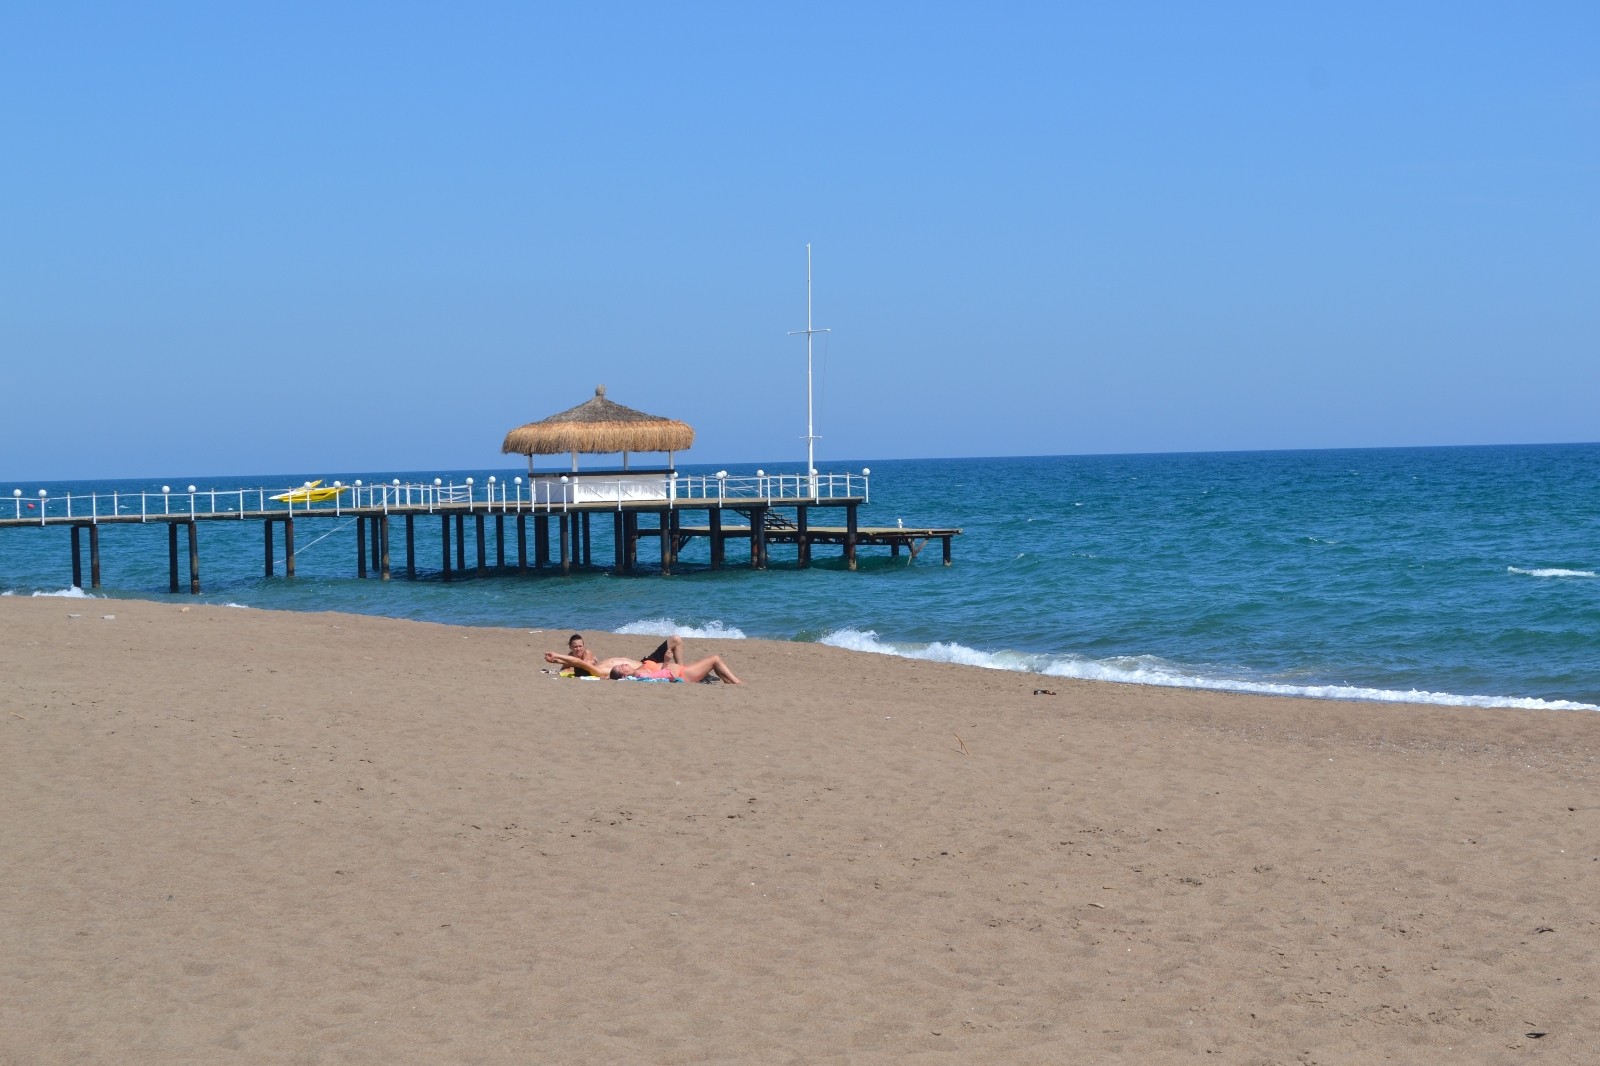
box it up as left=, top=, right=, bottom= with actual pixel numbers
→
left=4, top=596, right=1597, bottom=1062
left=13, top=588, right=1597, bottom=714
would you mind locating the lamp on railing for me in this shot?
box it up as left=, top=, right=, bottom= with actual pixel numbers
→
left=861, top=468, right=871, bottom=503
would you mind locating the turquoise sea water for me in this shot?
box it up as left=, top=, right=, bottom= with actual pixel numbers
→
left=4, top=443, right=1598, bottom=710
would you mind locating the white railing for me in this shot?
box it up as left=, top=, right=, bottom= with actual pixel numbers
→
left=1, top=470, right=872, bottom=524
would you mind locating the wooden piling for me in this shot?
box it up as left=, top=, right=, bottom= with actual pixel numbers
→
left=845, top=504, right=858, bottom=570
left=186, top=521, right=200, bottom=593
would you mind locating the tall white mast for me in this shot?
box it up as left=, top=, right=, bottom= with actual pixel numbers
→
left=787, top=243, right=829, bottom=499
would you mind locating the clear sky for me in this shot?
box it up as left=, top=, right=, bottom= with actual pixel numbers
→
left=3, top=2, right=1596, bottom=480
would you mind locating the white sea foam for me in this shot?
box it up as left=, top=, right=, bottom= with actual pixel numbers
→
left=818, top=628, right=1600, bottom=713
left=615, top=618, right=747, bottom=640
left=1508, top=566, right=1597, bottom=579
left=26, top=587, right=98, bottom=599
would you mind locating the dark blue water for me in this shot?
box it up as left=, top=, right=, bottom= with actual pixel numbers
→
left=4, top=444, right=1597, bottom=709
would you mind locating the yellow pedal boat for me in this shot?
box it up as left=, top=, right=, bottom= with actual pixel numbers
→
left=270, top=479, right=350, bottom=504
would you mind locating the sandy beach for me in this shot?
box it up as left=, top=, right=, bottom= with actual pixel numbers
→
left=2, top=596, right=1596, bottom=1064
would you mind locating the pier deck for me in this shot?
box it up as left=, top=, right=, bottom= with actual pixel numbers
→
left=1, top=474, right=961, bottom=592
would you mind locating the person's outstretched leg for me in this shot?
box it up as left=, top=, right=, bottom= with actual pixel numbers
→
left=675, top=655, right=742, bottom=685
left=640, top=635, right=684, bottom=665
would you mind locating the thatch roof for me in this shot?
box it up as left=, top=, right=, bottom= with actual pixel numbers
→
left=501, top=385, right=695, bottom=457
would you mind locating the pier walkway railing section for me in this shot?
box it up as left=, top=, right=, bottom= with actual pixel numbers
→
left=2, top=471, right=872, bottom=525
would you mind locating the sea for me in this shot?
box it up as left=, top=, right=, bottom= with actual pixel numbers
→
left=4, top=443, right=1599, bottom=711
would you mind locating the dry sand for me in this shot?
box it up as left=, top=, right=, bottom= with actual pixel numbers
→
left=2, top=596, right=1596, bottom=1064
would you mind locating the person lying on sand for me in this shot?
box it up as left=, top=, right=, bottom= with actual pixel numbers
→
left=544, top=651, right=640, bottom=678
left=543, top=650, right=742, bottom=685
left=609, top=655, right=742, bottom=685
left=565, top=632, right=684, bottom=669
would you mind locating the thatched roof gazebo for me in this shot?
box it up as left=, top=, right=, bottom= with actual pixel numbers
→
left=501, top=385, right=695, bottom=472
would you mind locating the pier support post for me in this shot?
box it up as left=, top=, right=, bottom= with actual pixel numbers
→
left=264, top=520, right=274, bottom=577
left=495, top=515, right=505, bottom=570
left=455, top=514, right=467, bottom=573
left=581, top=512, right=592, bottom=567
left=168, top=523, right=180, bottom=593
left=625, top=512, right=638, bottom=570
left=475, top=513, right=486, bottom=576
left=845, top=504, right=858, bottom=571
left=517, top=514, right=528, bottom=572
left=613, top=512, right=626, bottom=572
left=284, top=518, right=295, bottom=578
left=70, top=525, right=83, bottom=589
left=709, top=508, right=723, bottom=569
left=535, top=514, right=550, bottom=569
left=943, top=535, right=952, bottom=565
left=356, top=516, right=368, bottom=578
left=748, top=508, right=767, bottom=570
left=658, top=511, right=671, bottom=576
left=88, top=524, right=101, bottom=589
left=569, top=513, right=582, bottom=569
left=187, top=521, right=200, bottom=593
left=796, top=506, right=810, bottom=568
left=558, top=514, right=571, bottom=575
left=441, top=514, right=452, bottom=581
left=405, top=515, right=416, bottom=579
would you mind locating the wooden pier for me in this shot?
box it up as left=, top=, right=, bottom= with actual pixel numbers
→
left=1, top=474, right=961, bottom=593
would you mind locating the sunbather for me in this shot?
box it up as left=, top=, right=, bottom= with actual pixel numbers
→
left=566, top=632, right=683, bottom=668
left=609, top=655, right=742, bottom=685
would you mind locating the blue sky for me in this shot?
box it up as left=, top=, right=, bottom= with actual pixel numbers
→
left=3, top=2, right=1596, bottom=480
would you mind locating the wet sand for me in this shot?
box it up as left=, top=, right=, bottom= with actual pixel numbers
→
left=3, top=597, right=1596, bottom=1063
